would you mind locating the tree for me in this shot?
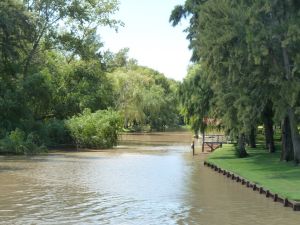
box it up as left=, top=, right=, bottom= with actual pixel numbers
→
left=245, top=0, right=300, bottom=161
left=179, top=64, right=212, bottom=135
left=0, top=0, right=35, bottom=134
left=171, top=0, right=300, bottom=161
left=22, top=0, right=122, bottom=75
left=0, top=0, right=123, bottom=153
left=50, top=58, right=114, bottom=119
left=109, top=61, right=180, bottom=131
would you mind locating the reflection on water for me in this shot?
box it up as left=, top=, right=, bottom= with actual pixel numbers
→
left=0, top=132, right=299, bottom=225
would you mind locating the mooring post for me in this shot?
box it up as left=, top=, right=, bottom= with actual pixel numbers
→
left=202, top=131, right=205, bottom=152
left=191, top=140, right=195, bottom=156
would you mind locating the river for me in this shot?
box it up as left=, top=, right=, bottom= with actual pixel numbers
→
left=0, top=132, right=299, bottom=224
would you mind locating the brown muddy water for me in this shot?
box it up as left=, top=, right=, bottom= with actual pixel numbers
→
left=0, top=132, right=300, bottom=225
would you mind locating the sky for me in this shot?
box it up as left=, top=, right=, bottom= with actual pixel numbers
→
left=100, top=0, right=191, bottom=81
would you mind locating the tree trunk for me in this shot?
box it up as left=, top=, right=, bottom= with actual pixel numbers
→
left=263, top=101, right=275, bottom=153
left=282, top=47, right=300, bottom=163
left=282, top=47, right=292, bottom=79
left=23, top=24, right=47, bottom=77
left=281, top=116, right=294, bottom=161
left=264, top=119, right=275, bottom=153
left=236, top=133, right=248, bottom=158
left=124, top=117, right=128, bottom=129
left=287, top=108, right=300, bottom=163
left=249, top=127, right=256, bottom=148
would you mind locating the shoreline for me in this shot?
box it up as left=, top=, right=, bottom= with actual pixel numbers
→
left=204, top=143, right=300, bottom=211
left=203, top=161, right=300, bottom=211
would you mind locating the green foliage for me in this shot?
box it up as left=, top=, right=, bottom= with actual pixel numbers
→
left=102, top=48, right=138, bottom=71
left=109, top=60, right=181, bottom=131
left=0, top=0, right=34, bottom=75
left=21, top=0, right=122, bottom=73
left=23, top=72, right=53, bottom=119
left=172, top=0, right=300, bottom=160
left=52, top=60, right=114, bottom=118
left=179, top=64, right=213, bottom=134
left=0, top=0, right=184, bottom=155
left=43, top=119, right=71, bottom=146
left=170, top=0, right=206, bottom=61
left=0, top=0, right=126, bottom=154
left=66, top=109, right=123, bottom=149
left=0, top=128, right=46, bottom=155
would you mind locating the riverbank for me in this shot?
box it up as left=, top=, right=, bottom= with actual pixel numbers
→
left=206, top=144, right=300, bottom=201
left=121, top=125, right=191, bottom=133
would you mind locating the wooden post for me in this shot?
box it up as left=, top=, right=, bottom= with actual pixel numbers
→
left=202, top=131, right=205, bottom=152
left=274, top=194, right=278, bottom=202
left=191, top=140, right=195, bottom=156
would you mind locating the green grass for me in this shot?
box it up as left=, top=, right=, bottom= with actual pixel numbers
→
left=207, top=144, right=300, bottom=201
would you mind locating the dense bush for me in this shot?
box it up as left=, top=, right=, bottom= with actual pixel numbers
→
left=66, top=109, right=123, bottom=149
left=17, top=118, right=71, bottom=147
left=43, top=119, right=72, bottom=146
left=0, top=128, right=46, bottom=155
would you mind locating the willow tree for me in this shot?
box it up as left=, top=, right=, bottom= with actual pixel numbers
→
left=179, top=64, right=213, bottom=136
left=109, top=65, right=179, bottom=131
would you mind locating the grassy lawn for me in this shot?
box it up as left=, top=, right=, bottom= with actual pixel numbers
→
left=206, top=144, right=300, bottom=201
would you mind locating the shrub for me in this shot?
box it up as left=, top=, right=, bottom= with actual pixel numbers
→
left=66, top=109, right=123, bottom=149
left=20, top=118, right=72, bottom=146
left=43, top=119, right=72, bottom=146
left=0, top=128, right=46, bottom=155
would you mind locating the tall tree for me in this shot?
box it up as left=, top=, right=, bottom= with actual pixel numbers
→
left=179, top=64, right=212, bottom=135
left=0, top=0, right=35, bottom=134
left=0, top=0, right=122, bottom=139
left=245, top=0, right=300, bottom=161
left=22, top=0, right=122, bottom=75
left=171, top=0, right=280, bottom=157
left=109, top=63, right=180, bottom=131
